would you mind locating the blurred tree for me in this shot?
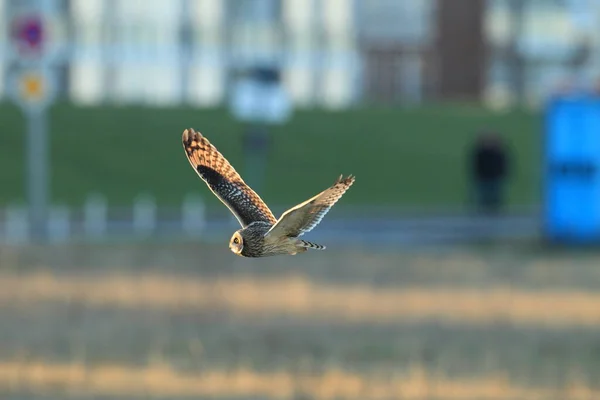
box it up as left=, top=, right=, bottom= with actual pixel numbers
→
left=435, top=0, right=486, bottom=101
left=507, top=0, right=525, bottom=104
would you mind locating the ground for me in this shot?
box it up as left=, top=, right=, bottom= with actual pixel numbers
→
left=0, top=241, right=599, bottom=399
left=1, top=102, right=539, bottom=209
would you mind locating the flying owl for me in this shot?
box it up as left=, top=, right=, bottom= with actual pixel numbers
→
left=181, top=128, right=355, bottom=257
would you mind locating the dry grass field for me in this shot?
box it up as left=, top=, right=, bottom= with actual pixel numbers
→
left=1, top=241, right=600, bottom=399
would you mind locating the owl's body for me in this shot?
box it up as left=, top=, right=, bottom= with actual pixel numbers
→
left=182, top=128, right=354, bottom=257
left=233, top=221, right=325, bottom=258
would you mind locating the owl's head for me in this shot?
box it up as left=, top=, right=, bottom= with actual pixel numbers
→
left=229, top=231, right=244, bottom=255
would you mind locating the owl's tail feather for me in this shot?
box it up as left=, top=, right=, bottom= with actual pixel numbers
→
left=300, top=240, right=326, bottom=250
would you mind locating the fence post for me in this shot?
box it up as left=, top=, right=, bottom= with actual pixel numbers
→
left=48, top=204, right=70, bottom=243
left=5, top=204, right=29, bottom=244
left=133, top=194, right=156, bottom=236
left=84, top=193, right=107, bottom=239
left=182, top=194, right=205, bottom=236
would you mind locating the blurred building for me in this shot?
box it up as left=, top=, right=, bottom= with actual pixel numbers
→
left=1, top=0, right=600, bottom=109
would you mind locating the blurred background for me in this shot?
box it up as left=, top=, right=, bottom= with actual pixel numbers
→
left=2, top=0, right=600, bottom=399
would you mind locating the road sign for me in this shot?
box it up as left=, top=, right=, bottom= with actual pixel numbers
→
left=11, top=13, right=45, bottom=57
left=9, top=67, right=56, bottom=242
left=20, top=71, right=45, bottom=100
left=10, top=68, right=55, bottom=242
left=10, top=68, right=56, bottom=113
left=7, top=3, right=59, bottom=243
left=230, top=67, right=292, bottom=125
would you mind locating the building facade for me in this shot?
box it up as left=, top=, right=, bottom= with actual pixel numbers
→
left=1, top=0, right=599, bottom=109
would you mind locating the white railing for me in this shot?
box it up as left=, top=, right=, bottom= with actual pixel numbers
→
left=0, top=196, right=540, bottom=246
left=182, top=194, right=206, bottom=236
left=83, top=193, right=107, bottom=238
left=132, top=194, right=157, bottom=237
left=1, top=193, right=208, bottom=244
left=5, top=204, right=29, bottom=245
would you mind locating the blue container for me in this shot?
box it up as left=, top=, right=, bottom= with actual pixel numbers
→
left=544, top=96, right=600, bottom=242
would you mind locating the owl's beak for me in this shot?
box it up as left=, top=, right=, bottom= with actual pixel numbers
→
left=230, top=245, right=243, bottom=256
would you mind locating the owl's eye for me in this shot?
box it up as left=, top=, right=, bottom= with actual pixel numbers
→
left=233, top=237, right=240, bottom=244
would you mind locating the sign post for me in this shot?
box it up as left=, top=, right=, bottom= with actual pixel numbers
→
left=9, top=8, right=55, bottom=242
left=23, top=75, right=51, bottom=242
left=229, top=66, right=292, bottom=193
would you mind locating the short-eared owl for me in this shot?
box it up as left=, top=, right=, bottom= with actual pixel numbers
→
left=182, top=128, right=355, bottom=257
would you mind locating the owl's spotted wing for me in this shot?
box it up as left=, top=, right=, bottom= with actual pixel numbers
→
left=266, top=175, right=355, bottom=238
left=182, top=128, right=276, bottom=227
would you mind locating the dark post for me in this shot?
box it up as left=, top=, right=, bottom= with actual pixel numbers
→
left=242, top=66, right=279, bottom=192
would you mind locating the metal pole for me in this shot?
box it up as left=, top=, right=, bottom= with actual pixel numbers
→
left=26, top=107, right=49, bottom=242
left=243, top=122, right=269, bottom=193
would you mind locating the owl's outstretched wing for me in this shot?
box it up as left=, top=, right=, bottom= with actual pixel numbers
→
left=182, top=128, right=277, bottom=227
left=266, top=175, right=355, bottom=238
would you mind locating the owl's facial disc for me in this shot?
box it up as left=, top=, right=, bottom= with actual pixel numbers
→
left=229, top=232, right=244, bottom=255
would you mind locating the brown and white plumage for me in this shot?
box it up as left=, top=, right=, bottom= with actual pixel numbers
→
left=266, top=175, right=355, bottom=238
left=182, top=128, right=276, bottom=227
left=182, top=128, right=355, bottom=257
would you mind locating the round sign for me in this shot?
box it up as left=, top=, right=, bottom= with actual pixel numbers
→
left=11, top=14, right=44, bottom=55
left=19, top=72, right=46, bottom=102
left=21, top=17, right=43, bottom=48
left=9, top=68, right=56, bottom=113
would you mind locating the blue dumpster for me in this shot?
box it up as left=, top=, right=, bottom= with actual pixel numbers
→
left=544, top=96, right=600, bottom=242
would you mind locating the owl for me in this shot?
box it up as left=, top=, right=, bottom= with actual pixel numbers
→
left=182, top=128, right=355, bottom=257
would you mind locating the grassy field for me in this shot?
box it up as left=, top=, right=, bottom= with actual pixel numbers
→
left=1, top=102, right=540, bottom=209
left=1, top=242, right=600, bottom=399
